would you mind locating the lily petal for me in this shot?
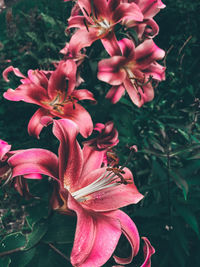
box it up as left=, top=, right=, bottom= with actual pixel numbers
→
left=113, top=3, right=143, bottom=23
left=80, top=145, right=105, bottom=179
left=68, top=28, right=99, bottom=55
left=92, top=0, right=110, bottom=19
left=135, top=39, right=165, bottom=69
left=106, top=85, right=126, bottom=104
left=3, top=83, right=49, bottom=106
left=141, top=18, right=159, bottom=39
left=143, top=62, right=166, bottom=81
left=47, top=60, right=77, bottom=99
left=51, top=119, right=83, bottom=190
left=57, top=102, right=93, bottom=138
left=0, top=140, right=11, bottom=160
left=138, top=82, right=154, bottom=104
left=98, top=56, right=127, bottom=86
left=108, top=0, right=121, bottom=13
left=101, top=31, right=121, bottom=56
left=123, top=78, right=143, bottom=107
left=24, top=173, right=43, bottom=179
left=28, top=108, right=52, bottom=139
left=71, top=89, right=96, bottom=101
left=68, top=15, right=87, bottom=29
left=141, top=237, right=155, bottom=267
left=8, top=149, right=59, bottom=180
left=3, top=66, right=26, bottom=82
left=69, top=194, right=121, bottom=267
left=118, top=38, right=135, bottom=58
left=81, top=167, right=143, bottom=211
left=139, top=0, right=166, bottom=19
left=112, top=210, right=140, bottom=265
left=78, top=0, right=92, bottom=20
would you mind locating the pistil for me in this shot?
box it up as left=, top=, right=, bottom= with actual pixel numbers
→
left=46, top=94, right=79, bottom=113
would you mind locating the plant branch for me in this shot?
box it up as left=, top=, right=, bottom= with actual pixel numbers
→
left=0, top=247, right=23, bottom=257
left=167, top=149, right=172, bottom=229
left=48, top=243, right=70, bottom=262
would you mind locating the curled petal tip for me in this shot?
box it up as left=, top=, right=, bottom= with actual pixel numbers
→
left=0, top=139, right=11, bottom=160
left=141, top=237, right=155, bottom=267
left=3, top=66, right=25, bottom=82
left=129, top=145, right=138, bottom=152
left=40, top=116, right=54, bottom=127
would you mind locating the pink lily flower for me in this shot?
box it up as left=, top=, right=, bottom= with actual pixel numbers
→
left=121, top=0, right=166, bottom=39
left=67, top=0, right=143, bottom=56
left=83, top=121, right=119, bottom=151
left=82, top=120, right=119, bottom=171
left=98, top=38, right=165, bottom=106
left=0, top=139, right=42, bottom=198
left=3, top=60, right=95, bottom=138
left=60, top=41, right=87, bottom=67
left=8, top=118, right=144, bottom=266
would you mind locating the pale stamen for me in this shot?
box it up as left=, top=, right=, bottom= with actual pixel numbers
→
left=2, top=168, right=13, bottom=186
left=70, top=169, right=124, bottom=202
left=47, top=91, right=78, bottom=112
left=125, top=68, right=136, bottom=85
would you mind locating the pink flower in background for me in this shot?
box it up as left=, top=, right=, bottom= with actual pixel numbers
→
left=121, top=0, right=166, bottom=39
left=60, top=42, right=87, bottom=66
left=8, top=118, right=144, bottom=266
left=67, top=0, right=143, bottom=56
left=3, top=60, right=95, bottom=138
left=0, top=140, right=13, bottom=186
left=83, top=121, right=119, bottom=167
left=85, top=121, right=119, bottom=150
left=0, top=139, right=42, bottom=198
left=98, top=38, right=165, bottom=106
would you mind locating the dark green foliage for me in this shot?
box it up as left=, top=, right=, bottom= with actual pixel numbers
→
left=0, top=0, right=200, bottom=266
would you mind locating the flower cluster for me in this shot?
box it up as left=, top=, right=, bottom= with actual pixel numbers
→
left=1, top=0, right=166, bottom=266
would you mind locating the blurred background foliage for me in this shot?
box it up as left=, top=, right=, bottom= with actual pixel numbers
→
left=0, top=0, right=200, bottom=266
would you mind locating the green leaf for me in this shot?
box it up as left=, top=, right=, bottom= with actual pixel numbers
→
left=26, top=201, right=49, bottom=228
left=119, top=97, right=133, bottom=108
left=173, top=219, right=189, bottom=255
left=170, top=171, right=189, bottom=200
left=168, top=144, right=200, bottom=157
left=26, top=32, right=39, bottom=43
left=24, top=219, right=48, bottom=250
left=27, top=243, right=72, bottom=267
left=126, top=28, right=139, bottom=44
left=188, top=154, right=200, bottom=160
left=177, top=129, right=190, bottom=141
left=9, top=248, right=36, bottom=267
left=40, top=13, right=56, bottom=26
left=152, top=142, right=165, bottom=153
left=152, top=159, right=168, bottom=180
left=0, top=256, right=11, bottom=267
left=170, top=239, right=186, bottom=267
left=42, top=213, right=76, bottom=244
left=175, top=204, right=199, bottom=237
left=0, top=233, right=26, bottom=254
left=141, top=148, right=166, bottom=157
left=182, top=160, right=200, bottom=176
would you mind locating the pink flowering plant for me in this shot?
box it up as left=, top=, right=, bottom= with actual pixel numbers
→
left=3, top=0, right=194, bottom=266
